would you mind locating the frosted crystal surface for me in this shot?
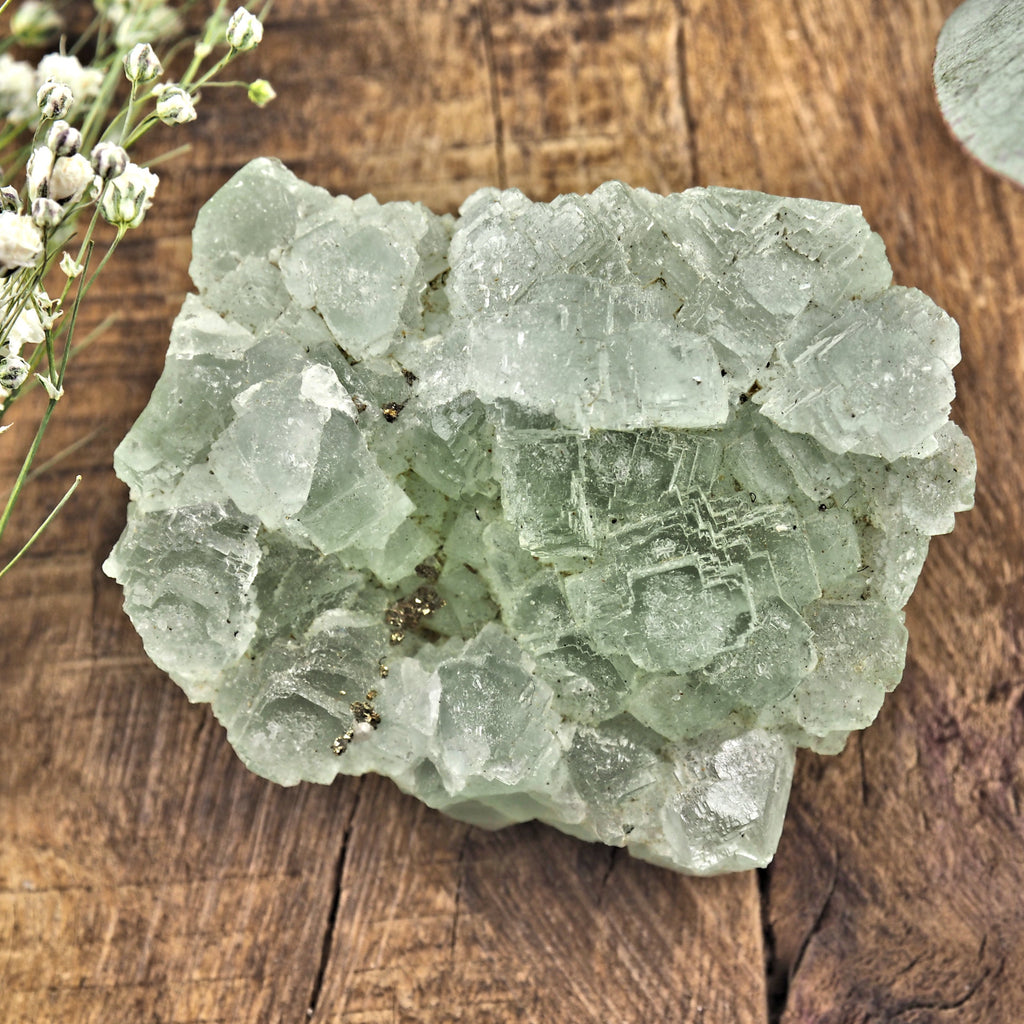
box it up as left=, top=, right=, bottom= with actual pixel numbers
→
left=935, top=0, right=1024, bottom=187
left=105, top=159, right=975, bottom=874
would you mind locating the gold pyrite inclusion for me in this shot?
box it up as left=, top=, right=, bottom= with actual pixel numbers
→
left=105, top=159, right=975, bottom=874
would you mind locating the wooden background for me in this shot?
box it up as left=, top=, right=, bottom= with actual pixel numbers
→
left=2, top=1, right=1022, bottom=1021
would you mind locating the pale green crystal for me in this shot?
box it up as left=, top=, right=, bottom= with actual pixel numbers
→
left=105, top=159, right=975, bottom=874
left=935, top=0, right=1024, bottom=187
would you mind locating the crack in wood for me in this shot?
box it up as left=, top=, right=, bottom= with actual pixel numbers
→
left=761, top=848, right=840, bottom=1023
left=858, top=731, right=871, bottom=807
left=477, top=0, right=508, bottom=189
left=449, top=831, right=470, bottom=957
left=889, top=936, right=1000, bottom=1019
left=598, top=844, right=621, bottom=894
left=671, top=0, right=700, bottom=185
left=305, top=787, right=361, bottom=1021
left=758, top=867, right=784, bottom=1024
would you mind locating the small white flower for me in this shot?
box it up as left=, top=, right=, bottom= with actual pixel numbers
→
left=0, top=188, right=21, bottom=214
left=37, top=78, right=73, bottom=119
left=36, top=54, right=103, bottom=110
left=248, top=79, right=276, bottom=108
left=99, top=162, right=159, bottom=229
left=35, top=373, right=64, bottom=401
left=93, top=0, right=123, bottom=18
left=0, top=212, right=45, bottom=272
left=113, top=4, right=182, bottom=48
left=11, top=1, right=62, bottom=45
left=31, top=196, right=63, bottom=228
left=0, top=354, right=31, bottom=391
left=226, top=7, right=263, bottom=51
left=0, top=288, right=45, bottom=355
left=0, top=422, right=11, bottom=434
left=46, top=119, right=82, bottom=157
left=48, top=153, right=96, bottom=204
left=123, top=43, right=163, bottom=84
left=27, top=145, right=54, bottom=200
left=31, top=287, right=60, bottom=330
left=91, top=141, right=129, bottom=181
left=60, top=252, right=84, bottom=278
left=154, top=84, right=197, bottom=125
left=0, top=54, right=39, bottom=122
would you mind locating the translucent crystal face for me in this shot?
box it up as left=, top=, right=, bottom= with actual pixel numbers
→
left=935, top=0, right=1024, bottom=188
left=105, top=159, right=975, bottom=874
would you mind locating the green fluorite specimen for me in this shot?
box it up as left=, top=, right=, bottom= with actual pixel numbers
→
left=105, top=159, right=975, bottom=874
left=935, top=0, right=1024, bottom=187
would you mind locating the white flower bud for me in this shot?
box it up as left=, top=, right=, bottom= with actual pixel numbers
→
left=90, top=141, right=129, bottom=181
left=35, top=373, right=63, bottom=401
left=123, top=43, right=163, bottom=84
left=36, top=54, right=103, bottom=108
left=0, top=188, right=21, bottom=213
left=60, top=251, right=84, bottom=278
left=46, top=119, right=82, bottom=157
left=0, top=54, right=39, bottom=122
left=1, top=295, right=44, bottom=356
left=48, top=153, right=95, bottom=204
left=30, top=286, right=60, bottom=331
left=0, top=213, right=43, bottom=272
left=99, top=162, right=159, bottom=229
left=226, top=7, right=263, bottom=51
left=247, top=78, right=276, bottom=108
left=31, top=196, right=63, bottom=228
left=0, top=354, right=31, bottom=390
left=113, top=3, right=182, bottom=48
left=37, top=78, right=73, bottom=119
left=11, top=1, right=62, bottom=45
left=26, top=146, right=54, bottom=200
left=154, top=84, right=197, bottom=125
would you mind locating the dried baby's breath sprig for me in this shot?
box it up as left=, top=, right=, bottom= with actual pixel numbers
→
left=0, top=1, right=275, bottom=580
left=10, top=2, right=62, bottom=46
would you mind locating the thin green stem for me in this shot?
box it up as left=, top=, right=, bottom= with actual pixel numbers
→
left=0, top=240, right=93, bottom=544
left=80, top=51, right=127, bottom=150
left=146, top=142, right=192, bottom=169
left=121, top=115, right=159, bottom=150
left=7, top=313, right=116, bottom=404
left=190, top=51, right=235, bottom=91
left=0, top=475, right=81, bottom=581
left=119, top=80, right=139, bottom=145
left=65, top=238, right=123, bottom=378
left=37, top=292, right=57, bottom=386
left=0, top=398, right=61, bottom=545
left=28, top=428, right=103, bottom=482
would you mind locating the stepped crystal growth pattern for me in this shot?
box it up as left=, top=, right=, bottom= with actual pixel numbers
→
left=106, top=159, right=975, bottom=874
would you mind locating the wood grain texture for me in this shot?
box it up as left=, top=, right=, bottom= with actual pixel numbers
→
left=1, top=1, right=1021, bottom=1021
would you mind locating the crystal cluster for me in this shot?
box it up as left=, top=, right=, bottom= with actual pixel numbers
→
left=935, top=0, right=1024, bottom=187
left=105, top=159, right=975, bottom=874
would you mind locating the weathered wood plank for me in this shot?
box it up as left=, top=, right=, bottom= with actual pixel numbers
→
left=315, top=779, right=765, bottom=1023
left=3, top=0, right=1023, bottom=1021
left=706, top=1, right=1024, bottom=1020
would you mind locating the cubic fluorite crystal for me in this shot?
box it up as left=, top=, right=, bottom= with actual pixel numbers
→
left=105, top=159, right=975, bottom=874
left=935, top=0, right=1024, bottom=187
